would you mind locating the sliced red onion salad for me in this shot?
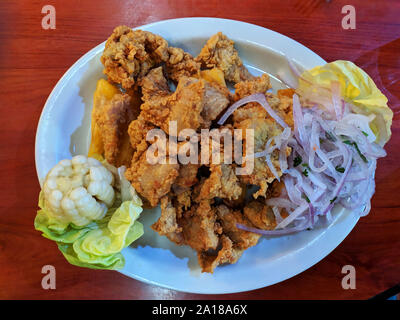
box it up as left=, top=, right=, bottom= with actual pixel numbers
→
left=222, top=73, right=388, bottom=237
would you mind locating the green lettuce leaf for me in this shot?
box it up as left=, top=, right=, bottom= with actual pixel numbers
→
left=57, top=242, right=125, bottom=270
left=34, top=191, right=143, bottom=270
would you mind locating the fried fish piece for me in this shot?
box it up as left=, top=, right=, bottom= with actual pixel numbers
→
left=101, top=26, right=169, bottom=89
left=198, top=235, right=244, bottom=273
left=127, top=115, right=156, bottom=163
left=195, top=164, right=243, bottom=202
left=162, top=77, right=206, bottom=133
left=232, top=73, right=271, bottom=123
left=126, top=114, right=186, bottom=207
left=216, top=205, right=261, bottom=250
left=125, top=151, right=180, bottom=207
left=139, top=66, right=171, bottom=103
left=140, top=76, right=230, bottom=133
left=173, top=163, right=199, bottom=190
left=153, top=197, right=221, bottom=249
left=151, top=195, right=184, bottom=245
left=92, top=92, right=137, bottom=167
left=231, top=75, right=293, bottom=198
left=196, top=32, right=253, bottom=83
left=174, top=189, right=192, bottom=216
left=191, top=125, right=242, bottom=202
left=232, top=75, right=294, bottom=129
left=198, top=205, right=261, bottom=273
left=201, top=81, right=232, bottom=128
left=235, top=116, right=290, bottom=198
left=243, top=200, right=277, bottom=230
left=151, top=195, right=261, bottom=273
left=101, top=26, right=202, bottom=89
left=233, top=73, right=271, bottom=101
left=165, top=47, right=201, bottom=82
left=125, top=119, right=180, bottom=207
left=179, top=200, right=221, bottom=252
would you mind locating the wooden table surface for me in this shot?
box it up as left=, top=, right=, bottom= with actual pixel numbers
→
left=0, top=0, right=399, bottom=300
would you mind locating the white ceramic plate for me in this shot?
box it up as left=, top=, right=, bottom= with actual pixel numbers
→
left=35, top=18, right=359, bottom=294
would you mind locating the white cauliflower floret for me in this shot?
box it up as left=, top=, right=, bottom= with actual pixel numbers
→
left=43, top=155, right=116, bottom=226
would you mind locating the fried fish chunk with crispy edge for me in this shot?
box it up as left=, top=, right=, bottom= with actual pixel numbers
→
left=180, top=200, right=222, bottom=252
left=231, top=73, right=271, bottom=123
left=140, top=74, right=230, bottom=133
left=201, top=80, right=232, bottom=128
left=89, top=79, right=142, bottom=166
left=125, top=150, right=180, bottom=207
left=172, top=163, right=200, bottom=192
left=232, top=74, right=294, bottom=127
left=196, top=32, right=254, bottom=83
left=193, top=126, right=243, bottom=202
left=231, top=75, right=294, bottom=198
left=233, top=73, right=271, bottom=101
left=101, top=26, right=169, bottom=89
left=139, top=66, right=171, bottom=103
left=169, top=162, right=199, bottom=216
left=126, top=115, right=180, bottom=207
left=126, top=116, right=202, bottom=208
left=243, top=200, right=277, bottom=230
left=197, top=205, right=261, bottom=273
left=152, top=197, right=221, bottom=251
left=166, top=47, right=201, bottom=83
left=152, top=194, right=262, bottom=273
left=194, top=164, right=243, bottom=202
left=127, top=115, right=156, bottom=162
left=91, top=91, right=140, bottom=167
left=243, top=198, right=290, bottom=231
left=151, top=195, right=184, bottom=245
left=216, top=205, right=261, bottom=251
left=235, top=116, right=290, bottom=198
left=198, top=235, right=244, bottom=273
left=126, top=111, right=200, bottom=208
left=101, top=26, right=200, bottom=89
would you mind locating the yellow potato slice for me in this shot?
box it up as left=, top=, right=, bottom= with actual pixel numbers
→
left=200, top=68, right=227, bottom=87
left=88, top=79, right=120, bottom=159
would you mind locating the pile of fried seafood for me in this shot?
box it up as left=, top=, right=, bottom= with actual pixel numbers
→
left=91, top=26, right=295, bottom=273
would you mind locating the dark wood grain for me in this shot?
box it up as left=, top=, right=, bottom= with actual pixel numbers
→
left=0, top=0, right=399, bottom=300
